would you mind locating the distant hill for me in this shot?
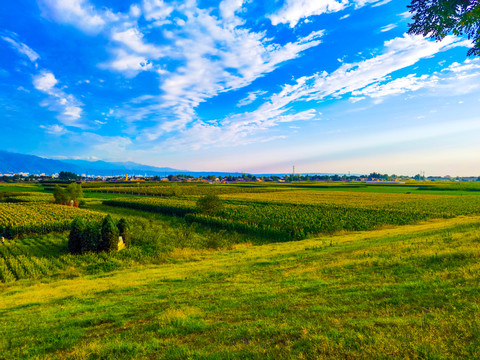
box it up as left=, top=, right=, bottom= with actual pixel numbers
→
left=63, top=159, right=181, bottom=176
left=0, top=150, right=79, bottom=175
left=0, top=150, right=245, bottom=177
left=0, top=150, right=340, bottom=177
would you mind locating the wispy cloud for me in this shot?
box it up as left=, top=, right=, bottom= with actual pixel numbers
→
left=38, top=0, right=119, bottom=34
left=380, top=24, right=397, bottom=32
left=39, top=0, right=325, bottom=136
left=164, top=34, right=470, bottom=150
left=237, top=90, right=268, bottom=107
left=268, top=0, right=393, bottom=27
left=1, top=32, right=40, bottom=63
left=351, top=58, right=480, bottom=100
left=40, top=124, right=69, bottom=135
left=33, top=71, right=85, bottom=128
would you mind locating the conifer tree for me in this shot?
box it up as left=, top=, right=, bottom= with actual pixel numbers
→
left=100, top=215, right=119, bottom=252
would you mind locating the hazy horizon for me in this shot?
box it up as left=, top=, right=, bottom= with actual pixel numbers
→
left=1, top=0, right=479, bottom=175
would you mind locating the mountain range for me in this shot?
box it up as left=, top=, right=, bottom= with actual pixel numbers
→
left=0, top=150, right=245, bottom=177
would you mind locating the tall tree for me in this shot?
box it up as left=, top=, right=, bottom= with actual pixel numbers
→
left=408, top=0, right=480, bottom=56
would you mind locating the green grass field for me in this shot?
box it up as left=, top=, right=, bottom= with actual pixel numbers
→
left=1, top=181, right=480, bottom=358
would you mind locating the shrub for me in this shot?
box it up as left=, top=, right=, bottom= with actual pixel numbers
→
left=117, top=218, right=130, bottom=248
left=53, top=185, right=69, bottom=205
left=81, top=222, right=100, bottom=253
left=100, top=215, right=119, bottom=252
left=69, top=217, right=86, bottom=254
left=197, top=194, right=223, bottom=214
left=67, top=183, right=83, bottom=202
left=53, top=183, right=83, bottom=205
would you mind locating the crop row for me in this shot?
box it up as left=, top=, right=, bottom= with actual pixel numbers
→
left=0, top=234, right=140, bottom=282
left=219, top=190, right=448, bottom=208
left=220, top=190, right=480, bottom=214
left=187, top=203, right=437, bottom=241
left=103, top=195, right=468, bottom=241
left=0, top=192, right=54, bottom=204
left=103, top=198, right=196, bottom=216
left=0, top=203, right=103, bottom=238
left=89, top=184, right=279, bottom=197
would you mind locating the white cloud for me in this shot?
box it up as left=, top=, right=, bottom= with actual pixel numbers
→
left=40, top=124, right=69, bottom=135
left=352, top=74, right=436, bottom=98
left=219, top=0, right=245, bottom=20
left=142, top=0, right=174, bottom=21
left=371, top=0, right=391, bottom=7
left=443, top=58, right=480, bottom=74
left=269, top=0, right=348, bottom=27
left=118, top=4, right=325, bottom=138
left=301, top=34, right=468, bottom=101
left=33, top=71, right=85, bottom=127
left=166, top=34, right=471, bottom=149
left=352, top=58, right=480, bottom=100
left=38, top=0, right=325, bottom=132
left=33, top=71, right=58, bottom=92
left=1, top=34, right=40, bottom=63
left=380, top=24, right=397, bottom=32
left=38, top=0, right=118, bottom=34
left=237, top=90, right=267, bottom=107
left=111, top=27, right=164, bottom=56
left=103, top=49, right=154, bottom=76
left=268, top=0, right=393, bottom=27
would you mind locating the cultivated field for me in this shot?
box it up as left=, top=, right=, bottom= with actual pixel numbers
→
left=0, top=181, right=479, bottom=358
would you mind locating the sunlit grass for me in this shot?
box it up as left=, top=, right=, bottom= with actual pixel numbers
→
left=1, top=216, right=480, bottom=359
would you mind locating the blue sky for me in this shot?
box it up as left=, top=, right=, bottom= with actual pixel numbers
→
left=1, top=0, right=479, bottom=175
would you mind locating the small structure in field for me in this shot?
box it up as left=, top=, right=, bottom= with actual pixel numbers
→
left=118, top=236, right=125, bottom=251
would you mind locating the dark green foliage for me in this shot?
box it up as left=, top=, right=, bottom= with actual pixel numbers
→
left=66, top=183, right=83, bottom=202
left=53, top=185, right=69, bottom=205
left=196, top=194, right=223, bottom=214
left=117, top=218, right=130, bottom=247
left=58, top=171, right=80, bottom=180
left=53, top=183, right=83, bottom=205
left=100, top=215, right=119, bottom=252
left=80, top=223, right=100, bottom=253
left=69, top=217, right=86, bottom=254
left=69, top=218, right=101, bottom=254
left=408, top=0, right=480, bottom=56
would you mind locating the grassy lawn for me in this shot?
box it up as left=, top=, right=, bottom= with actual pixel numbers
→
left=0, top=184, right=46, bottom=193
left=1, top=216, right=479, bottom=359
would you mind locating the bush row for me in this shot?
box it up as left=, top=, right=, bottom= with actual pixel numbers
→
left=68, top=215, right=130, bottom=254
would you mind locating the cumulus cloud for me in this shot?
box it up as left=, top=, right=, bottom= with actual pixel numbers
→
left=33, top=71, right=58, bottom=92
left=142, top=0, right=174, bottom=21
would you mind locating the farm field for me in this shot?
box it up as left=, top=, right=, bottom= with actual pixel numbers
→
left=1, top=181, right=480, bottom=358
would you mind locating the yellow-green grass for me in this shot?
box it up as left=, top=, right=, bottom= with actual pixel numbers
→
left=1, top=216, right=479, bottom=359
